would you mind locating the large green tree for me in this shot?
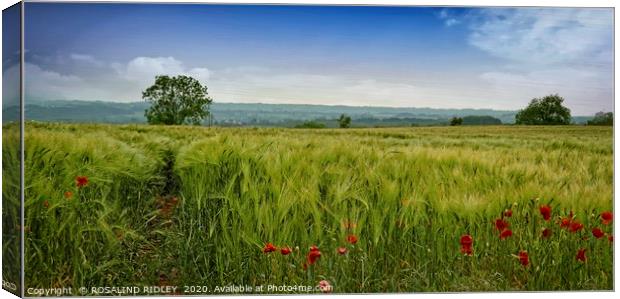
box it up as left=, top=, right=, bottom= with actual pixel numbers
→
left=515, top=94, right=571, bottom=125
left=143, top=75, right=213, bottom=125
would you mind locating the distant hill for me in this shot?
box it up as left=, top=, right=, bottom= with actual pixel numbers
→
left=2, top=99, right=593, bottom=126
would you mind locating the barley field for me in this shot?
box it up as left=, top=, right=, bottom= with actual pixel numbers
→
left=4, top=122, right=613, bottom=293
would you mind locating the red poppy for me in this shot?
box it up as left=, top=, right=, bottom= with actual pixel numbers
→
left=495, top=219, right=510, bottom=231
left=560, top=217, right=572, bottom=228
left=307, top=246, right=321, bottom=265
left=280, top=247, right=292, bottom=255
left=460, top=235, right=473, bottom=255
left=569, top=221, right=584, bottom=233
left=43, top=200, right=49, bottom=208
left=601, top=211, right=613, bottom=225
left=500, top=229, right=513, bottom=239
left=539, top=205, right=551, bottom=221
left=608, top=235, right=614, bottom=243
left=64, top=191, right=73, bottom=199
left=518, top=251, right=529, bottom=267
left=542, top=228, right=552, bottom=238
left=576, top=248, right=587, bottom=262
left=346, top=234, right=358, bottom=244
left=592, top=227, right=605, bottom=239
left=504, top=209, right=513, bottom=218
left=262, top=243, right=277, bottom=254
left=75, top=176, right=89, bottom=188
left=337, top=247, right=347, bottom=255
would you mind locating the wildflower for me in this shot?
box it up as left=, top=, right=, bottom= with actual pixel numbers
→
left=280, top=247, right=292, bottom=255
left=495, top=218, right=510, bottom=231
left=592, top=227, right=605, bottom=239
left=601, top=211, right=613, bottom=225
left=560, top=217, right=572, bottom=228
left=318, top=280, right=332, bottom=293
left=518, top=251, right=529, bottom=267
left=307, top=245, right=321, bottom=265
left=576, top=248, right=587, bottom=262
left=460, top=234, right=473, bottom=255
left=346, top=234, right=358, bottom=244
left=542, top=228, right=552, bottom=238
left=500, top=229, right=513, bottom=240
left=504, top=209, right=513, bottom=217
left=539, top=205, right=551, bottom=221
left=262, top=243, right=276, bottom=254
left=64, top=191, right=73, bottom=199
left=337, top=247, right=347, bottom=255
left=75, top=176, right=89, bottom=188
left=569, top=221, right=584, bottom=233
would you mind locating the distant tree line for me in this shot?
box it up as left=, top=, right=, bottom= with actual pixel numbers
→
left=587, top=112, right=613, bottom=126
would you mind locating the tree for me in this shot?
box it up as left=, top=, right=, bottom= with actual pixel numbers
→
left=450, top=117, right=463, bottom=126
left=587, top=112, right=613, bottom=126
left=143, top=75, right=213, bottom=125
left=338, top=114, right=352, bottom=128
left=515, top=94, right=571, bottom=125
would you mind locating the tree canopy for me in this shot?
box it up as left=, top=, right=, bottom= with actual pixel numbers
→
left=515, top=94, right=571, bottom=125
left=143, top=75, right=213, bottom=125
left=587, top=112, right=613, bottom=126
left=338, top=114, right=352, bottom=128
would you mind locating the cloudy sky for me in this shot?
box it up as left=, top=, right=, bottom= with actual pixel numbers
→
left=5, top=3, right=614, bottom=114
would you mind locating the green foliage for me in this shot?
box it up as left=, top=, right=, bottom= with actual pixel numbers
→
left=587, top=112, right=613, bottom=126
left=515, top=94, right=571, bottom=125
left=338, top=114, right=352, bottom=128
left=462, top=115, right=502, bottom=125
left=12, top=123, right=613, bottom=292
left=450, top=117, right=463, bottom=126
left=295, top=121, right=327, bottom=129
left=143, top=75, right=213, bottom=125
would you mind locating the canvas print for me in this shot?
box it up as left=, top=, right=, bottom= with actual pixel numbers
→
left=1, top=1, right=614, bottom=296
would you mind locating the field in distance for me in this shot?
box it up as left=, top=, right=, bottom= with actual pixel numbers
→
left=6, top=123, right=613, bottom=292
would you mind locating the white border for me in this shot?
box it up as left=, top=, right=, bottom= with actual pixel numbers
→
left=0, top=1, right=617, bottom=299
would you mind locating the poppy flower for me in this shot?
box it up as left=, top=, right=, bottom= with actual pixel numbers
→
left=500, top=229, right=513, bottom=239
left=539, top=205, right=552, bottom=221
left=592, top=227, right=605, bottom=239
left=43, top=200, right=49, bottom=208
left=64, top=191, right=73, bottom=199
left=560, top=217, right=572, bottom=228
left=262, top=243, right=277, bottom=254
left=280, top=247, right=292, bottom=255
left=495, top=219, right=510, bottom=231
left=504, top=209, right=513, bottom=218
left=346, top=234, right=358, bottom=244
left=576, top=248, right=587, bottom=262
left=318, top=280, right=332, bottom=293
left=518, top=251, right=529, bottom=267
left=460, top=234, right=473, bottom=255
left=307, top=245, right=321, bottom=265
left=541, top=227, right=552, bottom=238
left=569, top=221, right=584, bottom=233
left=608, top=235, right=614, bottom=243
left=337, top=247, right=347, bottom=255
left=601, top=211, right=613, bottom=225
left=75, top=176, right=89, bottom=188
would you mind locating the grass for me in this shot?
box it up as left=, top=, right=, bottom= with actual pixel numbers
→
left=3, top=122, right=613, bottom=293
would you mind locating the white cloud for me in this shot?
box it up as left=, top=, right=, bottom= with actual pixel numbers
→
left=438, top=8, right=461, bottom=27
left=121, top=56, right=211, bottom=83
left=468, top=8, right=613, bottom=66
left=70, top=53, right=104, bottom=67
